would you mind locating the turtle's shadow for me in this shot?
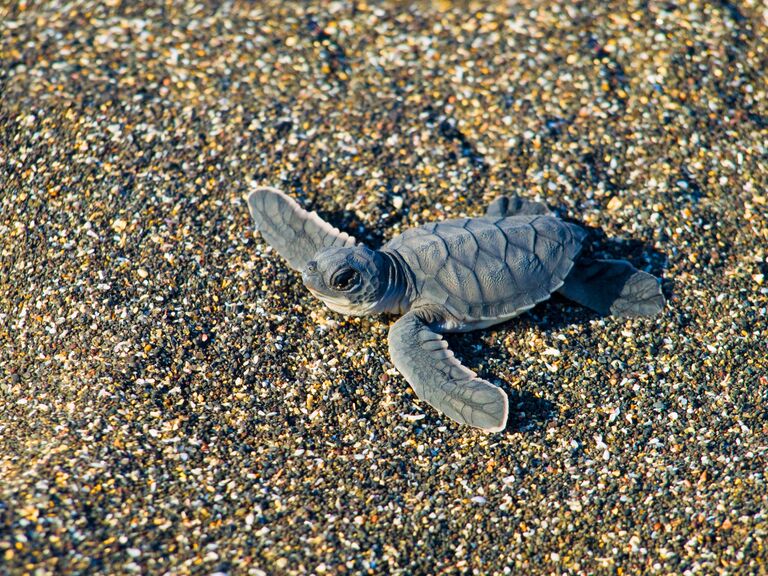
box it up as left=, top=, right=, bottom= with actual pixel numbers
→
left=504, top=389, right=557, bottom=432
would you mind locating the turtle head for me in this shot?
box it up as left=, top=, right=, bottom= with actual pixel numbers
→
left=301, top=245, right=389, bottom=316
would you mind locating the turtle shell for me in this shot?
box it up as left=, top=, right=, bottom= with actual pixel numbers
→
left=383, top=215, right=587, bottom=325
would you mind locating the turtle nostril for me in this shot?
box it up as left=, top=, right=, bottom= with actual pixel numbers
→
left=306, top=260, right=318, bottom=273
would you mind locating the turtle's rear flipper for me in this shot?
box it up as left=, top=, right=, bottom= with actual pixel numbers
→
left=558, top=258, right=665, bottom=317
left=485, top=196, right=552, bottom=218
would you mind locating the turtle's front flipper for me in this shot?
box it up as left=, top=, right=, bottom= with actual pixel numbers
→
left=558, top=258, right=665, bottom=317
left=388, top=310, right=508, bottom=432
left=485, top=195, right=552, bottom=218
left=246, top=187, right=356, bottom=271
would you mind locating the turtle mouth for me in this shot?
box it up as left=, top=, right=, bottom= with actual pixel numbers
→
left=302, top=275, right=343, bottom=304
left=305, top=286, right=359, bottom=314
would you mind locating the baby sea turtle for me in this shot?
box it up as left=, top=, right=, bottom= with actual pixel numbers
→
left=246, top=187, right=664, bottom=432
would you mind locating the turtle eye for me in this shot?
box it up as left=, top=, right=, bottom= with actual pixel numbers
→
left=331, top=267, right=359, bottom=291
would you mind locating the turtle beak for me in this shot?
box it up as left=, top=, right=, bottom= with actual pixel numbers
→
left=301, top=260, right=321, bottom=291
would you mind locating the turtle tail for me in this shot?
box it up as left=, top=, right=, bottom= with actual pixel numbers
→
left=558, top=257, right=665, bottom=318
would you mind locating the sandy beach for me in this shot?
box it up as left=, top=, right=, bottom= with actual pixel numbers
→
left=1, top=1, right=766, bottom=574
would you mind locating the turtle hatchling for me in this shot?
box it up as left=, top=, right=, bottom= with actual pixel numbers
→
left=246, top=187, right=665, bottom=432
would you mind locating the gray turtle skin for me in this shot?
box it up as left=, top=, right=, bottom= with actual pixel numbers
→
left=246, top=187, right=665, bottom=432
